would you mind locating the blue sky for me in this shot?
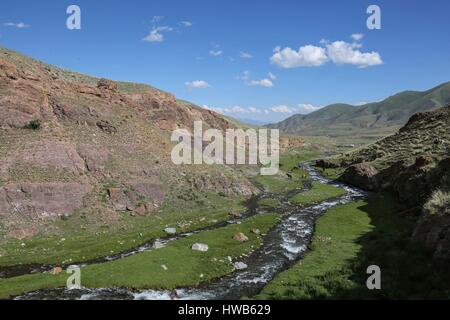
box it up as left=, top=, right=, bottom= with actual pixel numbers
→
left=1, top=0, right=449, bottom=123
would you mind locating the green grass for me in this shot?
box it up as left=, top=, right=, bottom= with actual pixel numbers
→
left=289, top=182, right=346, bottom=206
left=252, top=152, right=314, bottom=194
left=315, top=167, right=343, bottom=180
left=0, top=213, right=279, bottom=299
left=258, top=198, right=281, bottom=208
left=256, top=193, right=450, bottom=299
left=0, top=194, right=246, bottom=267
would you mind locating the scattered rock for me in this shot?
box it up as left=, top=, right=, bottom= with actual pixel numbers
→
left=153, top=241, right=165, bottom=249
left=229, top=211, right=242, bottom=219
left=233, top=262, right=248, bottom=270
left=233, top=232, right=249, bottom=242
left=251, top=229, right=261, bottom=235
left=97, top=78, right=118, bottom=92
left=191, top=243, right=209, bottom=252
left=96, top=120, right=117, bottom=134
left=164, top=227, right=177, bottom=235
left=51, top=267, right=63, bottom=275
left=415, top=155, right=433, bottom=168
left=108, top=188, right=129, bottom=211
left=340, top=163, right=379, bottom=191
left=134, top=204, right=147, bottom=216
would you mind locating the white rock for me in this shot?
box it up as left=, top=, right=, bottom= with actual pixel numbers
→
left=234, top=262, right=248, bottom=270
left=161, top=264, right=168, bottom=271
left=153, top=241, right=165, bottom=249
left=192, top=243, right=209, bottom=252
left=164, top=227, right=177, bottom=235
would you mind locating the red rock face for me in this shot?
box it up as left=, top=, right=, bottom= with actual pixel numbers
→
left=0, top=183, right=92, bottom=218
left=0, top=48, right=262, bottom=239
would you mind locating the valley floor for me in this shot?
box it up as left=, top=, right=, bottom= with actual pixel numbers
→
left=1, top=150, right=448, bottom=299
left=257, top=193, right=450, bottom=299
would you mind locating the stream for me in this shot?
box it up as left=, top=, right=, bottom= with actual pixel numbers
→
left=12, top=163, right=366, bottom=300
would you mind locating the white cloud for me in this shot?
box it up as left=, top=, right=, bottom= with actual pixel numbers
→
left=185, top=80, right=211, bottom=90
left=268, top=72, right=276, bottom=80
left=271, top=105, right=297, bottom=114
left=249, top=107, right=261, bottom=113
left=237, top=71, right=275, bottom=87
left=209, top=50, right=223, bottom=57
left=226, top=106, right=248, bottom=114
left=326, top=41, right=383, bottom=68
left=4, top=22, right=30, bottom=29
left=151, top=16, right=165, bottom=23
left=351, top=33, right=364, bottom=41
left=297, top=103, right=322, bottom=114
left=143, top=26, right=173, bottom=42
left=250, top=79, right=273, bottom=87
left=270, top=45, right=328, bottom=68
left=240, top=52, right=253, bottom=59
left=180, top=21, right=193, bottom=27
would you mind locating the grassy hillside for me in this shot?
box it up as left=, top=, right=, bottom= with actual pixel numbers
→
left=0, top=46, right=261, bottom=266
left=267, top=82, right=450, bottom=140
left=257, top=194, right=450, bottom=299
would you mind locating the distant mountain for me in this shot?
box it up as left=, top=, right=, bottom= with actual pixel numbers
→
left=234, top=117, right=268, bottom=127
left=267, top=82, right=450, bottom=139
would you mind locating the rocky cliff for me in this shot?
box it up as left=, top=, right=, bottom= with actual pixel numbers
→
left=0, top=47, right=259, bottom=240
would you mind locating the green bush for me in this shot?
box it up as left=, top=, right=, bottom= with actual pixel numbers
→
left=424, top=190, right=450, bottom=216
left=23, top=120, right=41, bottom=130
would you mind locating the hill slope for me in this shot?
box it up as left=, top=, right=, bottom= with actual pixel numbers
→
left=316, top=106, right=450, bottom=260
left=0, top=47, right=257, bottom=241
left=267, top=82, right=450, bottom=140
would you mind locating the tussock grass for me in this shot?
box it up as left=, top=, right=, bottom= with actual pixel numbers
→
left=424, top=190, right=450, bottom=216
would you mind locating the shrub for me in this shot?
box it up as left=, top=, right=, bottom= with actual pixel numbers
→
left=23, top=120, right=41, bottom=130
left=424, top=190, right=450, bottom=216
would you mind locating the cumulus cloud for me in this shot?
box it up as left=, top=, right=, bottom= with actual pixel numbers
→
left=4, top=22, right=30, bottom=29
left=237, top=71, right=275, bottom=87
left=185, top=80, right=211, bottom=90
left=271, top=35, right=382, bottom=69
left=250, top=78, right=273, bottom=87
left=204, top=104, right=322, bottom=116
left=298, top=103, right=322, bottom=113
left=249, top=107, right=261, bottom=113
left=270, top=45, right=328, bottom=68
left=143, top=26, right=173, bottom=42
left=151, top=16, right=165, bottom=23
left=209, top=50, right=223, bottom=57
left=271, top=105, right=297, bottom=114
left=240, top=52, right=253, bottom=59
left=180, top=21, right=193, bottom=27
left=326, top=41, right=383, bottom=68
left=351, top=33, right=364, bottom=41
left=227, top=106, right=248, bottom=114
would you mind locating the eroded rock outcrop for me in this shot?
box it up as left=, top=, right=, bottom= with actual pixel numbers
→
left=340, top=163, right=379, bottom=191
left=0, top=183, right=92, bottom=218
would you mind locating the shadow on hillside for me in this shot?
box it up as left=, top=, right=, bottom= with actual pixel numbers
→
left=336, top=193, right=450, bottom=299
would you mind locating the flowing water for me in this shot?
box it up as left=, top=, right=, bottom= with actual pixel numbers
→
left=13, top=164, right=366, bottom=300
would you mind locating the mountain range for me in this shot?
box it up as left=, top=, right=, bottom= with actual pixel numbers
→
left=267, top=81, right=450, bottom=140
